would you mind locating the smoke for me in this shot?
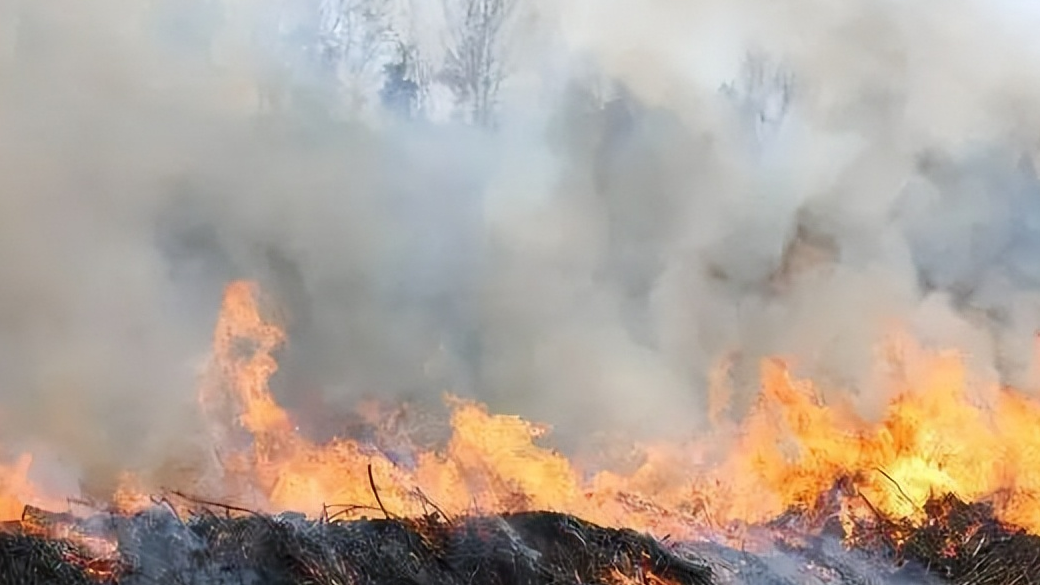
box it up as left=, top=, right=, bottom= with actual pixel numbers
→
left=1, top=0, right=1040, bottom=493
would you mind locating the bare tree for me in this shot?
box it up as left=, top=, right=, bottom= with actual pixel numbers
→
left=380, top=40, right=434, bottom=119
left=316, top=0, right=397, bottom=79
left=721, top=51, right=795, bottom=146
left=440, top=0, right=516, bottom=127
left=403, top=42, right=436, bottom=117
left=254, top=0, right=400, bottom=118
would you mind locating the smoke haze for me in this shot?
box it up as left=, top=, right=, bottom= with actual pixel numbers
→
left=2, top=0, right=1040, bottom=493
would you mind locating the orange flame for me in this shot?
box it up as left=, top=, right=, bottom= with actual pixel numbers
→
left=203, top=280, right=293, bottom=439
left=188, top=280, right=1040, bottom=538
left=3, top=279, right=1040, bottom=546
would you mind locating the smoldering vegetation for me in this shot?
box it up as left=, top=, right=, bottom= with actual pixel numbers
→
left=1, top=0, right=1040, bottom=493
left=11, top=491, right=1040, bottom=584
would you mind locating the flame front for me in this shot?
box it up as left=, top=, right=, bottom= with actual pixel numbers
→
left=5, top=279, right=1040, bottom=544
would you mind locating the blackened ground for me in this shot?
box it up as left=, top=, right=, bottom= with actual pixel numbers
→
left=2, top=498, right=1037, bottom=585
left=1, top=508, right=713, bottom=585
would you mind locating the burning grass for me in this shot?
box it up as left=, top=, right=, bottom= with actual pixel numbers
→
left=849, top=493, right=1040, bottom=585
left=4, top=280, right=1040, bottom=582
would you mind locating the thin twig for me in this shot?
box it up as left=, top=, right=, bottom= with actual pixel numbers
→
left=874, top=467, right=919, bottom=511
left=413, top=488, right=451, bottom=523
left=169, top=491, right=266, bottom=519
left=323, top=503, right=384, bottom=522
left=368, top=464, right=392, bottom=519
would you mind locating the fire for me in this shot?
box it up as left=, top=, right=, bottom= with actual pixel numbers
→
left=705, top=348, right=1040, bottom=534
left=202, top=280, right=293, bottom=439
left=4, top=278, right=1040, bottom=547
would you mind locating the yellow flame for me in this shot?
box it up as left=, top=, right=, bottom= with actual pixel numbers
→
left=3, top=279, right=1040, bottom=546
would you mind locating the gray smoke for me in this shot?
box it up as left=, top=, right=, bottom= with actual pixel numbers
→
left=1, top=0, right=1040, bottom=495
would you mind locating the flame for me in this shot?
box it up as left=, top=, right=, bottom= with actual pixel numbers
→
left=0, top=454, right=66, bottom=522
left=188, top=280, right=1040, bottom=538
left=192, top=281, right=706, bottom=532
left=3, top=278, right=1040, bottom=547
left=203, top=280, right=293, bottom=439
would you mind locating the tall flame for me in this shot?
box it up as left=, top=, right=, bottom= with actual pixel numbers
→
left=202, top=280, right=293, bottom=439
left=192, top=280, right=1040, bottom=538
left=4, top=279, right=1040, bottom=544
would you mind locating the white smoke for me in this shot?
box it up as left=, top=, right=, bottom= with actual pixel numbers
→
left=1, top=0, right=1039, bottom=492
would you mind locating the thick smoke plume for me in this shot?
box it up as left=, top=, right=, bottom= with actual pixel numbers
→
left=1, top=0, right=1040, bottom=494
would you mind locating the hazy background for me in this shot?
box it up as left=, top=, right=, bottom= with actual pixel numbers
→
left=2, top=0, right=1040, bottom=494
